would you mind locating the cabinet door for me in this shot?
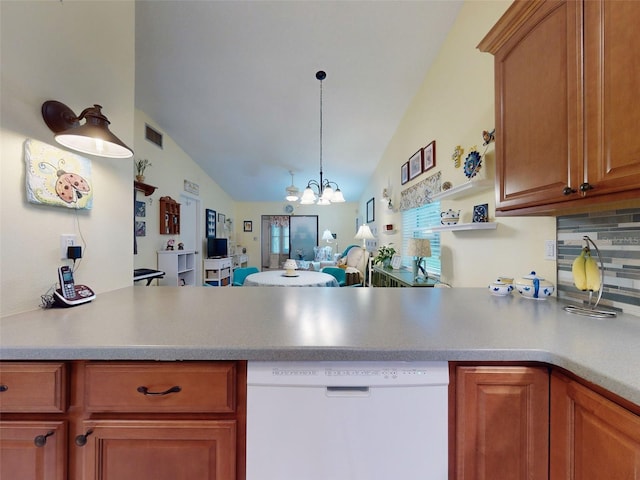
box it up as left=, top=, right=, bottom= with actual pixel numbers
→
left=550, top=372, right=640, bottom=479
left=79, top=420, right=236, bottom=480
left=0, top=421, right=66, bottom=480
left=491, top=0, right=582, bottom=212
left=454, top=366, right=549, bottom=480
left=583, top=0, right=640, bottom=196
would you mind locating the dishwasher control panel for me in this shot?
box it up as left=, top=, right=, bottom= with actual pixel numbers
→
left=247, top=361, right=449, bottom=387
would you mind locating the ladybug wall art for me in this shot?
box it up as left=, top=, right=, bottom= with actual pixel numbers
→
left=24, top=138, right=93, bottom=209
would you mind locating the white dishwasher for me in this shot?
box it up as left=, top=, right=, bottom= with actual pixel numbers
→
left=247, top=361, right=449, bottom=480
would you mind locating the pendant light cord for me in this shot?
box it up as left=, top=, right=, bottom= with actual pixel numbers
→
left=319, top=73, right=324, bottom=186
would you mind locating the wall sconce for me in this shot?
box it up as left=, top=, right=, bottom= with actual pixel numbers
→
left=42, top=100, right=133, bottom=158
left=381, top=188, right=393, bottom=210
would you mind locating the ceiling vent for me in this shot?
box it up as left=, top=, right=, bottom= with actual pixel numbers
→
left=145, top=124, right=163, bottom=149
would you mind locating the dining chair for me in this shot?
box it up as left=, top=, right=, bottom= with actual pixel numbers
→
left=321, top=267, right=346, bottom=287
left=232, top=267, right=259, bottom=286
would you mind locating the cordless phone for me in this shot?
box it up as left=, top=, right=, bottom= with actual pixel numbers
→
left=54, top=266, right=96, bottom=307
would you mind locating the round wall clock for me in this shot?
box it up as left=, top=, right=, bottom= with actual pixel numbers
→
left=284, top=204, right=294, bottom=214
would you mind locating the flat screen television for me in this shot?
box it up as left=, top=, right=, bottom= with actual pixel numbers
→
left=207, top=238, right=228, bottom=258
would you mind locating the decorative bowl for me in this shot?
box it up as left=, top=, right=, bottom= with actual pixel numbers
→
left=515, top=271, right=555, bottom=299
left=488, top=280, right=514, bottom=296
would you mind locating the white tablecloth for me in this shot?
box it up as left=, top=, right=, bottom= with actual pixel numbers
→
left=244, top=270, right=339, bottom=287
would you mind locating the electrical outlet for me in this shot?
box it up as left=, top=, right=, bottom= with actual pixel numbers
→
left=544, top=239, right=556, bottom=260
left=60, top=234, right=77, bottom=259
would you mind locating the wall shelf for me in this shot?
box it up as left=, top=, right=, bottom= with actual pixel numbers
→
left=432, top=179, right=493, bottom=201
left=426, top=222, right=498, bottom=232
left=134, top=181, right=157, bottom=196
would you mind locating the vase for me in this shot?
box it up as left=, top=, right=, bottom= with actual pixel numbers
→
left=383, top=259, right=392, bottom=269
left=136, top=175, right=145, bottom=183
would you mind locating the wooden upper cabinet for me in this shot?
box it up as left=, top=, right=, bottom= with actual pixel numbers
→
left=583, top=1, right=640, bottom=196
left=479, top=0, right=640, bottom=215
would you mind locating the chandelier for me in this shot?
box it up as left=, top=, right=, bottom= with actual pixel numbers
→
left=298, top=71, right=345, bottom=205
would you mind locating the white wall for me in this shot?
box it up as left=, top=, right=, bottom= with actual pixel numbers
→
left=359, top=0, right=557, bottom=287
left=1, top=1, right=135, bottom=316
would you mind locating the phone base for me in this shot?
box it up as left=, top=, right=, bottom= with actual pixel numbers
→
left=53, top=286, right=95, bottom=307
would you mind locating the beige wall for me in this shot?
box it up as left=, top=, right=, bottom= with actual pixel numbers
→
left=1, top=1, right=135, bottom=316
left=133, top=110, right=235, bottom=271
left=358, top=0, right=557, bottom=287
left=235, top=201, right=361, bottom=266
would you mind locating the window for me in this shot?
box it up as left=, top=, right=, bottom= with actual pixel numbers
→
left=270, top=223, right=289, bottom=255
left=401, top=202, right=441, bottom=278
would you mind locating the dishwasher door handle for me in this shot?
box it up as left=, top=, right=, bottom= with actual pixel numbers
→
left=326, top=386, right=370, bottom=397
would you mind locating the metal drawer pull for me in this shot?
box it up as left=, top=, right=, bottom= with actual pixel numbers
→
left=75, top=429, right=93, bottom=447
left=34, top=430, right=54, bottom=447
left=0, top=384, right=7, bottom=392
left=136, top=385, right=182, bottom=396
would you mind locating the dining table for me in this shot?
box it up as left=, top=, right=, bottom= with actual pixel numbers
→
left=243, top=270, right=339, bottom=287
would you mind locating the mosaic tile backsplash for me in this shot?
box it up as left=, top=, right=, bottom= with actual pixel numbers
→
left=557, top=208, right=640, bottom=317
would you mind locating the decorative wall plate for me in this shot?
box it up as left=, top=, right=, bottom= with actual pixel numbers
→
left=284, top=204, right=294, bottom=214
left=473, top=203, right=489, bottom=223
left=464, top=151, right=482, bottom=178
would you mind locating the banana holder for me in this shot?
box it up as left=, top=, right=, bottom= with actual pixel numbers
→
left=564, top=235, right=617, bottom=318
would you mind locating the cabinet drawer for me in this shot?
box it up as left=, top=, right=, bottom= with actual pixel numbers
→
left=84, top=362, right=236, bottom=413
left=0, top=362, right=67, bottom=413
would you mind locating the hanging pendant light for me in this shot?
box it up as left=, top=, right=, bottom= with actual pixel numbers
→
left=298, top=71, right=345, bottom=205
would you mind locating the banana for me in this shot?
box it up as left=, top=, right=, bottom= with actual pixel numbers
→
left=585, top=251, right=601, bottom=292
left=572, top=248, right=588, bottom=291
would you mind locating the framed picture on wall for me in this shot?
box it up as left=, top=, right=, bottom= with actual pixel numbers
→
left=366, top=197, right=375, bottom=223
left=423, top=140, right=436, bottom=172
left=244, top=220, right=253, bottom=232
left=206, top=209, right=216, bottom=238
left=408, top=149, right=423, bottom=180
left=401, top=162, right=409, bottom=185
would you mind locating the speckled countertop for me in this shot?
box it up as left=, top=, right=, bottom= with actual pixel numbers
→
left=1, top=287, right=639, bottom=405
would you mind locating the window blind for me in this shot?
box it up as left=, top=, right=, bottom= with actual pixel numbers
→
left=401, top=201, right=441, bottom=278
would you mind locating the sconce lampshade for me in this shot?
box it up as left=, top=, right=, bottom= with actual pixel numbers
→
left=42, top=100, right=133, bottom=159
left=407, top=238, right=432, bottom=258
left=354, top=224, right=375, bottom=248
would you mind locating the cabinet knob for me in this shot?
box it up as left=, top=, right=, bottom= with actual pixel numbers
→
left=579, top=182, right=594, bottom=192
left=136, top=385, right=182, bottom=396
left=562, top=186, right=577, bottom=196
left=34, top=430, right=55, bottom=447
left=75, top=429, right=94, bottom=447
left=0, top=384, right=7, bottom=392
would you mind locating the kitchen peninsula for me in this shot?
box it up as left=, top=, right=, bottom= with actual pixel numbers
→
left=1, top=286, right=639, bottom=403
left=2, top=287, right=639, bottom=479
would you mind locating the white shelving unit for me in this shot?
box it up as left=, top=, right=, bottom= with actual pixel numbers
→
left=157, top=250, right=196, bottom=286
left=431, top=179, right=493, bottom=201
left=204, top=257, right=232, bottom=287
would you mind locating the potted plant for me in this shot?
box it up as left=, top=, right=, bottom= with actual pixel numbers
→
left=134, top=158, right=152, bottom=182
left=373, top=244, right=396, bottom=269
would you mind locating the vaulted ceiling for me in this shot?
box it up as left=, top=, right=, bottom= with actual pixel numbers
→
left=135, top=1, right=463, bottom=203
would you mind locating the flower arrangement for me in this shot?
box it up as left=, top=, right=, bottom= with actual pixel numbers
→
left=373, top=244, right=396, bottom=268
left=134, top=158, right=152, bottom=181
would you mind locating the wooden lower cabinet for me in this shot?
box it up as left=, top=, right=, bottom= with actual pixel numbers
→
left=0, top=421, right=67, bottom=480
left=451, top=365, right=550, bottom=480
left=550, top=371, right=640, bottom=479
left=80, top=420, right=236, bottom=480
left=0, top=361, right=246, bottom=480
